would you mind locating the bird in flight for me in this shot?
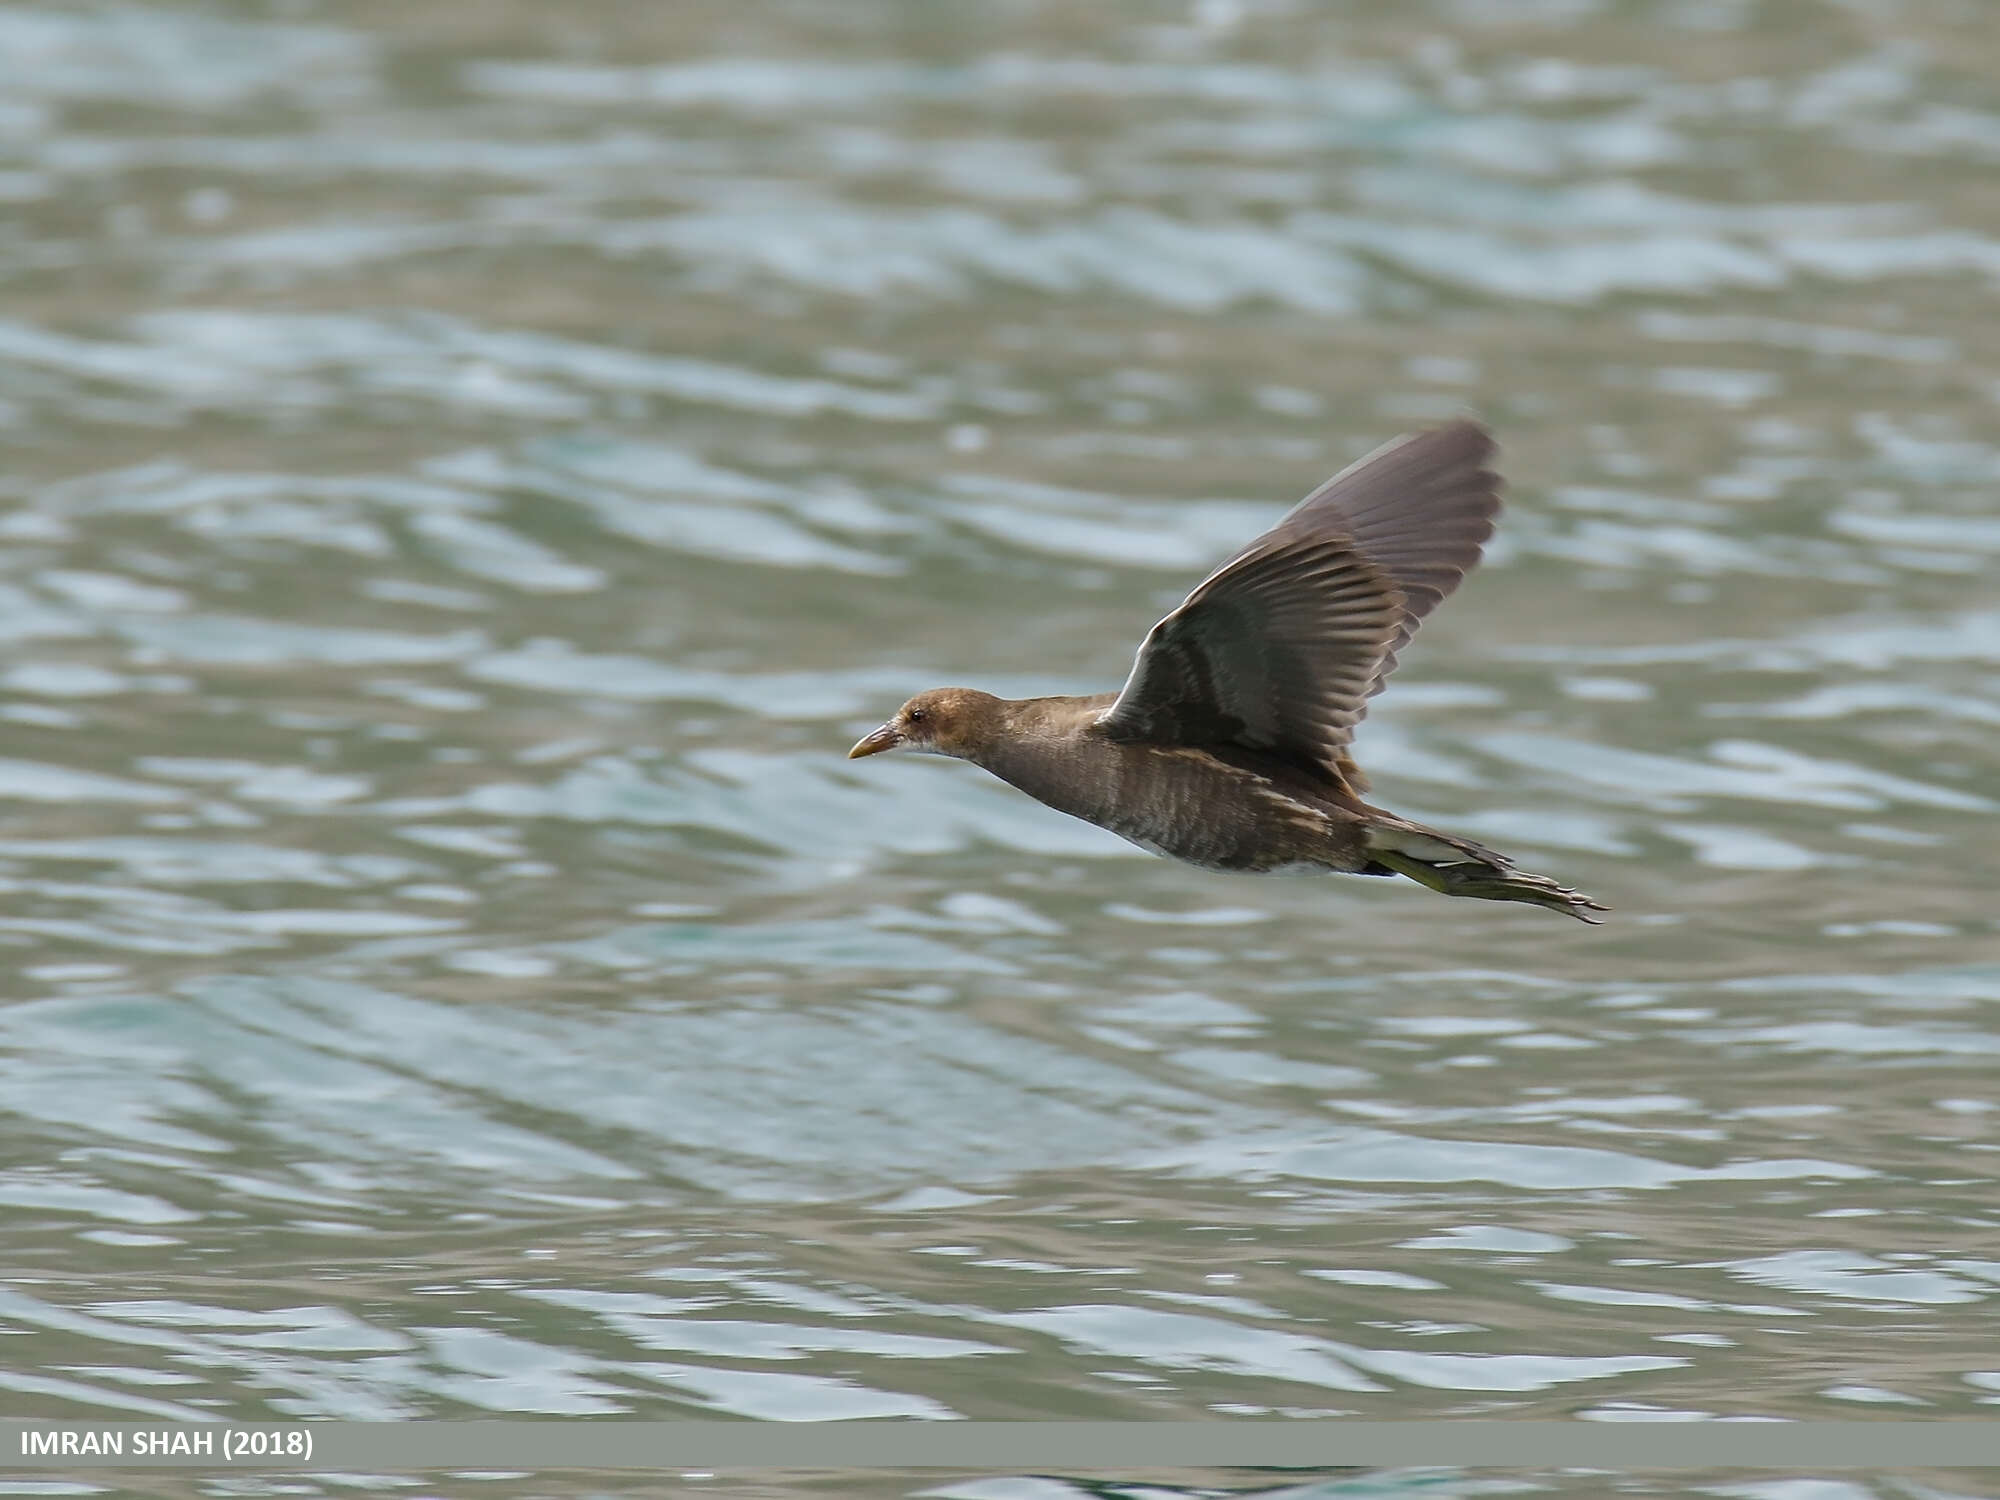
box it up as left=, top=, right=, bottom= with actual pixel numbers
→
left=848, top=421, right=1605, bottom=922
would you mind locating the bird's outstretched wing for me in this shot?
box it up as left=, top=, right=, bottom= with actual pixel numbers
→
left=1095, top=420, right=1502, bottom=781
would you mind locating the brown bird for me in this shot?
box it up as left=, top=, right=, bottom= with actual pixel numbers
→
left=848, top=421, right=1605, bottom=922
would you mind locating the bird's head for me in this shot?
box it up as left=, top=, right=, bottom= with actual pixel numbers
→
left=847, top=688, right=1003, bottom=762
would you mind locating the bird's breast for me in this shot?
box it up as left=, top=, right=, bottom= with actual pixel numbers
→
left=979, top=735, right=1354, bottom=873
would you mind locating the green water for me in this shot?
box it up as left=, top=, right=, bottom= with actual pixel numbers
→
left=2, top=1, right=1998, bottom=1495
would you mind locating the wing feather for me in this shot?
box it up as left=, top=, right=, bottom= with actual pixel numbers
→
left=1273, top=419, right=1501, bottom=698
left=1095, top=421, right=1502, bottom=778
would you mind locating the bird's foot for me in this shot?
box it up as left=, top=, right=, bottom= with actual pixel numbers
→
left=1375, top=850, right=1609, bottom=924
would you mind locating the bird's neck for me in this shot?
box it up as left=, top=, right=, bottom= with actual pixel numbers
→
left=968, top=696, right=1120, bottom=821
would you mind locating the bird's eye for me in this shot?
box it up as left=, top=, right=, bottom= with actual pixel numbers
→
left=908, top=708, right=928, bottom=724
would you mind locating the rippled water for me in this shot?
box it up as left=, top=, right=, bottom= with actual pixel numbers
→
left=3, top=0, right=2000, bottom=1494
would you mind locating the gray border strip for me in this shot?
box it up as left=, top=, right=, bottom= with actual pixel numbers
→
left=5, top=1421, right=2000, bottom=1469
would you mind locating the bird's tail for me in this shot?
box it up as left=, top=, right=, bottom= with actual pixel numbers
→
left=1363, top=820, right=1608, bottom=924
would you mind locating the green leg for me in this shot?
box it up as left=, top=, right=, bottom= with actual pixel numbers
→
left=1372, top=850, right=1608, bottom=924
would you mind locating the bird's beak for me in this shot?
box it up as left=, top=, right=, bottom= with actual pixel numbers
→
left=847, top=723, right=902, bottom=759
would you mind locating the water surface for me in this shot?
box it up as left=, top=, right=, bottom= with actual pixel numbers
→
left=2, top=1, right=1998, bottom=1495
